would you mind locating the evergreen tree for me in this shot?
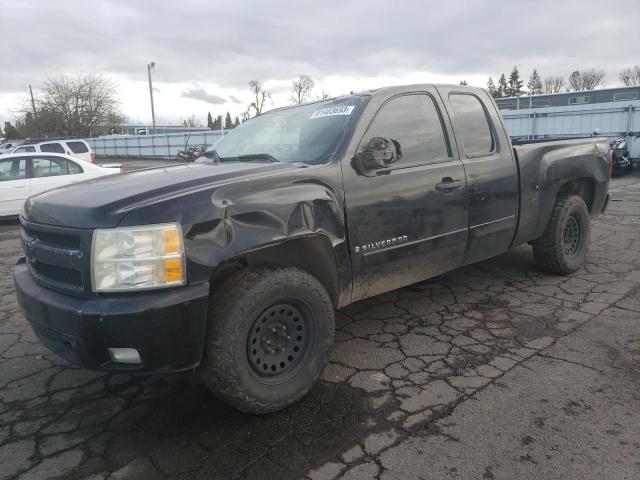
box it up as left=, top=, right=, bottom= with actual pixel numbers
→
left=527, top=69, right=543, bottom=95
left=211, top=115, right=222, bottom=130
left=497, top=74, right=508, bottom=98
left=508, top=66, right=524, bottom=97
left=234, top=116, right=240, bottom=127
left=224, top=112, right=233, bottom=129
left=207, top=112, right=214, bottom=129
left=487, top=77, right=498, bottom=98
left=4, top=121, right=20, bottom=138
left=459, top=80, right=468, bottom=86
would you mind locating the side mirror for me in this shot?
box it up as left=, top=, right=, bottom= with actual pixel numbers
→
left=358, top=137, right=399, bottom=170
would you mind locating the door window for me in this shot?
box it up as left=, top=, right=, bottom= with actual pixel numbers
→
left=0, top=158, right=27, bottom=181
left=40, top=142, right=66, bottom=154
left=32, top=157, right=68, bottom=177
left=14, top=146, right=36, bottom=153
left=67, top=160, right=83, bottom=174
left=361, top=94, right=450, bottom=168
left=449, top=94, right=494, bottom=156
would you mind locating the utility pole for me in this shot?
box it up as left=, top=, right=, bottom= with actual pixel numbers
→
left=28, top=85, right=37, bottom=117
left=147, top=62, right=157, bottom=134
left=28, top=85, right=38, bottom=137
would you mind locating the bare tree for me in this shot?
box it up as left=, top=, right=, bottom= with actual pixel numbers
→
left=568, top=69, right=606, bottom=91
left=317, top=90, right=331, bottom=100
left=34, top=74, right=121, bottom=137
left=580, top=69, right=607, bottom=90
left=619, top=65, right=640, bottom=86
left=248, top=80, right=271, bottom=116
left=291, top=74, right=315, bottom=104
left=543, top=76, right=565, bottom=93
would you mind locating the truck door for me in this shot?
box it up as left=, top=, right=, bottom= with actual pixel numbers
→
left=437, top=87, right=518, bottom=265
left=343, top=91, right=468, bottom=302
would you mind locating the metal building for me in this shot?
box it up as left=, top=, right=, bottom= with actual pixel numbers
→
left=495, top=85, right=640, bottom=109
left=87, top=131, right=224, bottom=159
left=496, top=86, right=640, bottom=159
left=109, top=124, right=211, bottom=135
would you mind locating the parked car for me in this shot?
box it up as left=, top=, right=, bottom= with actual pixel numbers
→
left=0, top=152, right=121, bottom=218
left=0, top=141, right=22, bottom=154
left=9, top=138, right=96, bottom=163
left=14, top=84, right=610, bottom=414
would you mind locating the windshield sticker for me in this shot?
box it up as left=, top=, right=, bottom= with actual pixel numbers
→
left=309, top=105, right=355, bottom=119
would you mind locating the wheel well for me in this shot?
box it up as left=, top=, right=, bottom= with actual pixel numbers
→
left=557, top=178, right=595, bottom=213
left=208, top=236, right=341, bottom=307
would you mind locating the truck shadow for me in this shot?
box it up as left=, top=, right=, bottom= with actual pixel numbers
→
left=7, top=227, right=596, bottom=479
left=32, top=369, right=381, bottom=479
left=25, top=245, right=552, bottom=479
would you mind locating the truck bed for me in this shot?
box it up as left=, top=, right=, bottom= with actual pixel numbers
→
left=511, top=137, right=610, bottom=246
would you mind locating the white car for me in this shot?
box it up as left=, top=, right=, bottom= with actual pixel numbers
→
left=0, top=152, right=121, bottom=218
left=0, top=142, right=21, bottom=154
left=10, top=139, right=95, bottom=163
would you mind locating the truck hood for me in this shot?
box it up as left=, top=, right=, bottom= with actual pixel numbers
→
left=24, top=162, right=295, bottom=228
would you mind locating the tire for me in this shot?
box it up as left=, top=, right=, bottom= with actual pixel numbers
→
left=532, top=194, right=590, bottom=275
left=199, top=266, right=335, bottom=414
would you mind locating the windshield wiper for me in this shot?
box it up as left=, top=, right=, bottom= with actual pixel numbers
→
left=204, top=151, right=282, bottom=164
left=231, top=153, right=280, bottom=163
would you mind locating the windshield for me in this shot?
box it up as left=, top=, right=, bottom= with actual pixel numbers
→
left=209, top=97, right=364, bottom=165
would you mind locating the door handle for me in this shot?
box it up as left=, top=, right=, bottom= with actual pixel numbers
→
left=436, top=177, right=461, bottom=191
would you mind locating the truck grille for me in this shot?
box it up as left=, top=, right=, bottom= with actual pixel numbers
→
left=20, top=220, right=91, bottom=296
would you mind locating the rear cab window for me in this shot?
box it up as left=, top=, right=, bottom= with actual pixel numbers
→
left=40, top=142, right=66, bottom=154
left=449, top=94, right=495, bottom=157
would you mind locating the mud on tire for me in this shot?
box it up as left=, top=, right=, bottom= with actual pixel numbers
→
left=532, top=194, right=590, bottom=275
left=199, top=266, right=335, bottom=414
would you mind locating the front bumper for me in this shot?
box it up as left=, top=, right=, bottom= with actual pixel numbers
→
left=14, top=259, right=210, bottom=373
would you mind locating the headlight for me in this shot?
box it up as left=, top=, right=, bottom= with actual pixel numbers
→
left=91, top=223, right=185, bottom=292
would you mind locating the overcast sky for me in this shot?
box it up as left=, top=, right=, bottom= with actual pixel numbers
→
left=1, top=0, right=638, bottom=127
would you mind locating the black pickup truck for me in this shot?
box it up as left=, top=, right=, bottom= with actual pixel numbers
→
left=14, top=84, right=611, bottom=413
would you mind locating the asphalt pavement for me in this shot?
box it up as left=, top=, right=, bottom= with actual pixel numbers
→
left=0, top=173, right=639, bottom=479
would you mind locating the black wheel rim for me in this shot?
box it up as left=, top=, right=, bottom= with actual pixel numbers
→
left=562, top=214, right=582, bottom=256
left=246, top=302, right=312, bottom=383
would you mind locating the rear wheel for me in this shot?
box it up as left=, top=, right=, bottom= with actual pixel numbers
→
left=532, top=194, right=590, bottom=275
left=199, top=266, right=334, bottom=414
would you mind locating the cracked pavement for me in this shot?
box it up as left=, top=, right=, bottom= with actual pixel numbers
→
left=1, top=173, right=639, bottom=479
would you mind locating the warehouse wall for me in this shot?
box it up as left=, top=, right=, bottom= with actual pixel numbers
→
left=86, top=131, right=225, bottom=159
left=500, top=101, right=640, bottom=158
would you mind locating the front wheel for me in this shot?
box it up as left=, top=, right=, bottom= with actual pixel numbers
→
left=532, top=194, right=590, bottom=275
left=199, top=266, right=335, bottom=414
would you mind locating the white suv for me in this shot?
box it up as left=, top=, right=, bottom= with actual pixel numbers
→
left=10, top=139, right=95, bottom=163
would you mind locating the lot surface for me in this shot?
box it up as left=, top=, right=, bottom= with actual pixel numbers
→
left=1, top=172, right=639, bottom=480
